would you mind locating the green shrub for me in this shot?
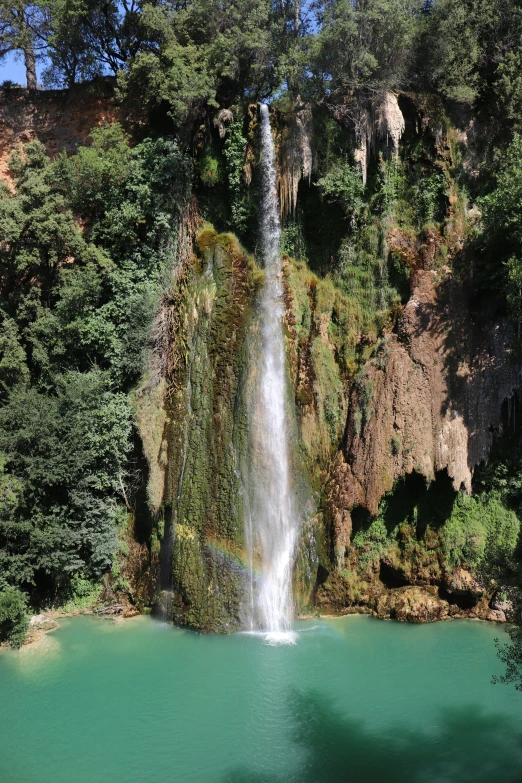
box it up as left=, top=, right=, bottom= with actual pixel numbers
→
left=442, top=492, right=520, bottom=570
left=352, top=515, right=389, bottom=571
left=0, top=586, right=28, bottom=647
left=57, top=574, right=102, bottom=613
left=316, top=159, right=364, bottom=219
left=442, top=494, right=485, bottom=569
left=198, top=151, right=222, bottom=187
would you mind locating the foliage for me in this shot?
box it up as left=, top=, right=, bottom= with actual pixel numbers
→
left=0, top=585, right=28, bottom=647
left=57, top=573, right=102, bottom=613
left=312, top=0, right=423, bottom=92
left=118, top=0, right=275, bottom=123
left=414, top=171, right=447, bottom=227
left=316, top=159, right=364, bottom=220
left=0, top=1, right=44, bottom=88
left=0, top=372, right=131, bottom=595
left=478, top=134, right=522, bottom=297
left=352, top=515, right=389, bottom=572
left=223, top=119, right=249, bottom=234
left=422, top=0, right=522, bottom=116
left=0, top=129, right=190, bottom=604
left=442, top=493, right=519, bottom=570
left=197, top=150, right=222, bottom=188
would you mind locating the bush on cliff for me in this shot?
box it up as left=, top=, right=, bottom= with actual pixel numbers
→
left=442, top=492, right=520, bottom=570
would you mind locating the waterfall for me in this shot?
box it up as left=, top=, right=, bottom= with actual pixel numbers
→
left=245, top=104, right=298, bottom=641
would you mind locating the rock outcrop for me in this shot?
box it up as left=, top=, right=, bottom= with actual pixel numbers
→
left=277, top=104, right=313, bottom=216
left=328, top=268, right=521, bottom=537
left=0, top=79, right=135, bottom=185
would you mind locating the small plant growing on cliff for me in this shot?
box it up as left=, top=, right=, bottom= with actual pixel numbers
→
left=391, top=433, right=402, bottom=455
left=198, top=149, right=222, bottom=188
left=352, top=515, right=390, bottom=572
left=414, top=171, right=447, bottom=227
left=223, top=119, right=248, bottom=233
left=372, top=337, right=390, bottom=370
left=316, top=159, right=364, bottom=221
left=361, top=377, right=374, bottom=424
left=442, top=492, right=520, bottom=570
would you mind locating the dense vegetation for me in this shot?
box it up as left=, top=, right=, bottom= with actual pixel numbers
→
left=0, top=125, right=190, bottom=643
left=0, top=0, right=521, bottom=685
left=0, top=0, right=520, bottom=127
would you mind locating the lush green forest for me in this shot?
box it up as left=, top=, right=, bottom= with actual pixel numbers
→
left=1, top=0, right=522, bottom=691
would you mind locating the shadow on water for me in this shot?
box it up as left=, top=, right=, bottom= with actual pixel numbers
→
left=223, top=688, right=522, bottom=783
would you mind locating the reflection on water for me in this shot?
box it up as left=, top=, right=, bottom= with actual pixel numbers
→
left=225, top=692, right=522, bottom=783
left=0, top=615, right=521, bottom=783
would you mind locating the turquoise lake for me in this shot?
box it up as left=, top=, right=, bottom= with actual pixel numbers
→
left=1, top=615, right=521, bottom=782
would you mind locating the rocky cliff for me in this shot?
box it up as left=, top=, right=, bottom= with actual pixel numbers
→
left=1, top=84, right=518, bottom=630
left=0, top=79, right=134, bottom=185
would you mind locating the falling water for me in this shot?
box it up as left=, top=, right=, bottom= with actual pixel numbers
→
left=246, top=104, right=298, bottom=640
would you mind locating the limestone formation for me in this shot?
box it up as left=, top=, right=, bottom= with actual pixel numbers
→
left=331, top=268, right=521, bottom=519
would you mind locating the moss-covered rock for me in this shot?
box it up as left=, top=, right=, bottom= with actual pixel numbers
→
left=160, top=227, right=260, bottom=632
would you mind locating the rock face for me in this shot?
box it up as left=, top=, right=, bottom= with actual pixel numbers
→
left=330, top=90, right=405, bottom=185
left=156, top=229, right=259, bottom=632
left=277, top=104, right=313, bottom=216
left=376, top=587, right=449, bottom=623
left=0, top=79, right=132, bottom=185
left=328, top=268, right=521, bottom=531
left=319, top=255, right=520, bottom=624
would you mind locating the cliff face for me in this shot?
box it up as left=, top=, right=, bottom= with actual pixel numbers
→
left=1, top=85, right=518, bottom=629
left=312, top=95, right=522, bottom=623
left=328, top=268, right=521, bottom=539
left=143, top=228, right=262, bottom=632
left=0, top=80, right=126, bottom=184
left=316, top=264, right=520, bottom=623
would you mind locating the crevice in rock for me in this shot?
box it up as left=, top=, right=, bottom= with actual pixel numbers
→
left=438, top=585, right=478, bottom=610
left=379, top=562, right=410, bottom=588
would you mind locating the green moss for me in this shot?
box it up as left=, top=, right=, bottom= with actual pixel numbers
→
left=133, top=376, right=168, bottom=513
left=160, top=227, right=259, bottom=631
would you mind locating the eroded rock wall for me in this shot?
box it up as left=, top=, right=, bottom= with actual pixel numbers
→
left=327, top=269, right=520, bottom=541
left=0, top=79, right=136, bottom=185
left=156, top=229, right=261, bottom=632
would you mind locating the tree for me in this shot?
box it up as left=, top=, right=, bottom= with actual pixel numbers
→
left=0, top=130, right=191, bottom=604
left=0, top=140, right=103, bottom=310
left=421, top=0, right=522, bottom=118
left=119, top=0, right=276, bottom=123
left=0, top=585, right=28, bottom=647
left=0, top=1, right=46, bottom=88
left=312, top=0, right=423, bottom=94
left=40, top=0, right=101, bottom=88
left=478, top=134, right=522, bottom=296
left=0, top=372, right=132, bottom=597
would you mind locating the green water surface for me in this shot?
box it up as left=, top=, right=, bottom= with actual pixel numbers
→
left=1, top=615, right=521, bottom=783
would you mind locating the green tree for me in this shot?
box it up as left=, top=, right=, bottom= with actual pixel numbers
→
left=0, top=372, right=131, bottom=596
left=478, top=134, right=522, bottom=300
left=316, top=159, right=364, bottom=221
left=0, top=1, right=45, bottom=88
left=0, top=585, right=28, bottom=647
left=0, top=129, right=190, bottom=605
left=422, top=0, right=522, bottom=119
left=312, top=0, right=423, bottom=93
left=119, top=0, right=275, bottom=123
left=0, top=140, right=105, bottom=311
left=40, top=0, right=102, bottom=87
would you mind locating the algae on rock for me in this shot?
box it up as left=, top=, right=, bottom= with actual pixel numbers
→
left=161, top=228, right=261, bottom=632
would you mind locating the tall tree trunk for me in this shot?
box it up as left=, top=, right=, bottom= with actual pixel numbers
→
left=24, top=43, right=36, bottom=89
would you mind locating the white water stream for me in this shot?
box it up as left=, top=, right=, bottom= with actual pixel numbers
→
left=245, top=104, right=298, bottom=640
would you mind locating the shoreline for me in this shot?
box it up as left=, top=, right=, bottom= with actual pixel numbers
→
left=8, top=603, right=508, bottom=652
